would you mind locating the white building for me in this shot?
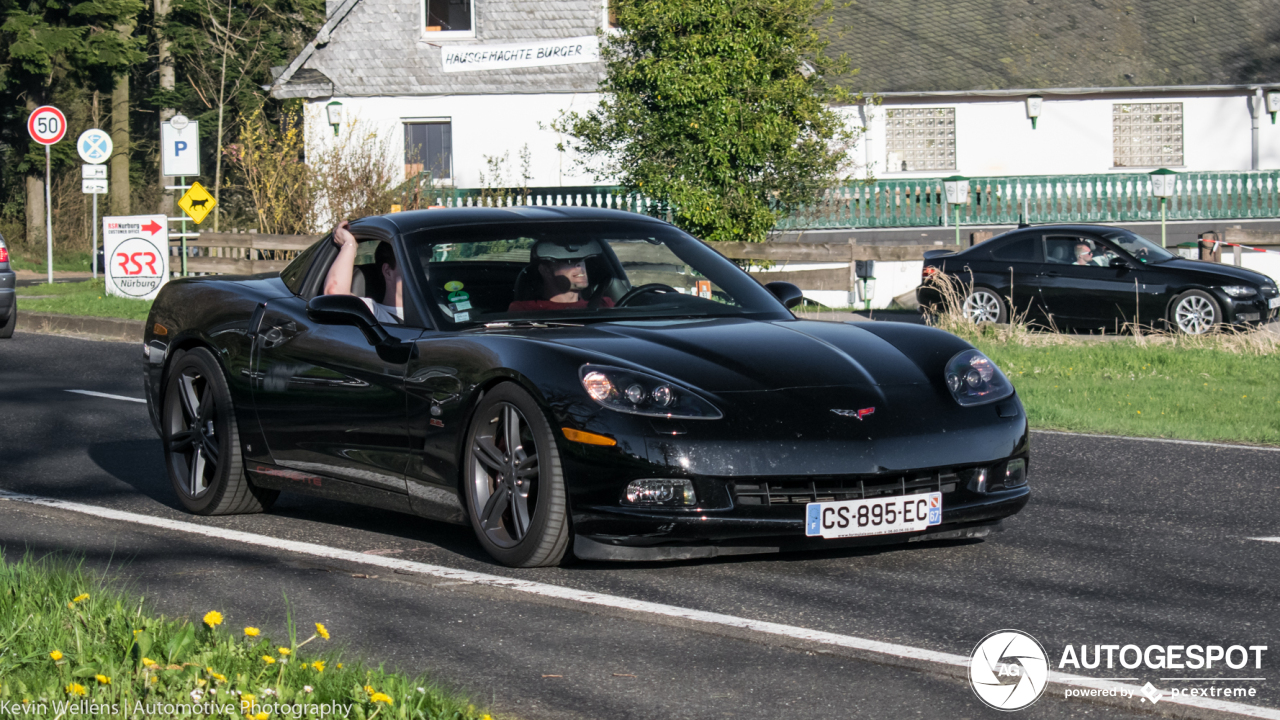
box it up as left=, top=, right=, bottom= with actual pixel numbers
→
left=270, top=0, right=611, bottom=189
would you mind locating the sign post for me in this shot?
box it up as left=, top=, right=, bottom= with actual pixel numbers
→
left=103, top=215, right=169, bottom=300
left=161, top=115, right=199, bottom=275
left=28, top=105, right=67, bottom=284
left=78, top=128, right=113, bottom=281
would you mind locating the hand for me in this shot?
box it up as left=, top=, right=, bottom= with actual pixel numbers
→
left=333, top=220, right=356, bottom=248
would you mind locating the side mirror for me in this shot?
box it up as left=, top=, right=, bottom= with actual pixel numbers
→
left=765, top=281, right=804, bottom=310
left=307, top=294, right=391, bottom=346
left=1109, top=257, right=1132, bottom=270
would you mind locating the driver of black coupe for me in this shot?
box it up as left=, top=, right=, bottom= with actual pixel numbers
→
left=508, top=240, right=617, bottom=312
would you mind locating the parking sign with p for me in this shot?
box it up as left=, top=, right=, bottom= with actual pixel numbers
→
left=161, top=116, right=200, bottom=176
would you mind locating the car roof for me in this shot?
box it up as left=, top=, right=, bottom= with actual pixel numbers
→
left=380, top=206, right=669, bottom=234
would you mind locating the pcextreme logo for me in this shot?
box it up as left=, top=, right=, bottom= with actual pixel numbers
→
left=969, top=629, right=1050, bottom=711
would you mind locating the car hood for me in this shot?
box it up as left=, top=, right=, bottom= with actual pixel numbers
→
left=526, top=317, right=940, bottom=394
left=1155, top=258, right=1276, bottom=286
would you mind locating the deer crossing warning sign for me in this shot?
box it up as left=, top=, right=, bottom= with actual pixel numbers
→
left=178, top=181, right=217, bottom=224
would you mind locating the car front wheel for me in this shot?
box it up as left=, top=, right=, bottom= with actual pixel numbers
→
left=1171, top=290, right=1220, bottom=335
left=463, top=383, right=571, bottom=568
left=163, top=348, right=278, bottom=515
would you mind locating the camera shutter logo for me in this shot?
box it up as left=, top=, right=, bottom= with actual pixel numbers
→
left=969, top=630, right=1049, bottom=711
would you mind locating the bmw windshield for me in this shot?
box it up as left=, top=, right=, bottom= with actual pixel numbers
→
left=1099, top=228, right=1176, bottom=264
left=404, top=221, right=792, bottom=329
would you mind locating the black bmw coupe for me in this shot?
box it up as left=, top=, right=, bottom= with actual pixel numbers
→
left=917, top=223, right=1280, bottom=333
left=143, top=208, right=1029, bottom=567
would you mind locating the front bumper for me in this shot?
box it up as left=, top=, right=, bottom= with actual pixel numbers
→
left=1223, top=292, right=1279, bottom=325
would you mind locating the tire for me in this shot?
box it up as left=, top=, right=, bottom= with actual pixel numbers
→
left=162, top=347, right=278, bottom=515
left=0, top=308, right=14, bottom=339
left=1170, top=290, right=1220, bottom=335
left=962, top=287, right=1007, bottom=324
left=462, top=383, right=571, bottom=568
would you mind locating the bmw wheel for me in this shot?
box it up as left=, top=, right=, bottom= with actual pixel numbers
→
left=962, top=288, right=1007, bottom=324
left=1171, top=290, right=1220, bottom=335
left=163, top=348, right=278, bottom=515
left=463, top=383, right=571, bottom=568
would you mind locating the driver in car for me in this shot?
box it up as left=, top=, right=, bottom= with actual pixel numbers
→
left=508, top=244, right=616, bottom=312
left=323, top=220, right=403, bottom=323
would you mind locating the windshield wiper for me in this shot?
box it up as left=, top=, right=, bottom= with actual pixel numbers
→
left=482, top=320, right=585, bottom=329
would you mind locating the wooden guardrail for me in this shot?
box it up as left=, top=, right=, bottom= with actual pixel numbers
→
left=175, top=232, right=319, bottom=275
left=182, top=231, right=941, bottom=292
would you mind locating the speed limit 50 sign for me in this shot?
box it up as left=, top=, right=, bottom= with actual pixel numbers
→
left=28, top=106, right=67, bottom=145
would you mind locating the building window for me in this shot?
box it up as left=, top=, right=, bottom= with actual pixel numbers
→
left=425, top=0, right=472, bottom=33
left=885, top=107, right=955, bottom=172
left=604, top=0, right=619, bottom=29
left=405, top=122, right=452, bottom=181
left=1113, top=103, right=1183, bottom=168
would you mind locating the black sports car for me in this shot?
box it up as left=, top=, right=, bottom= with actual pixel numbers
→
left=143, top=207, right=1029, bottom=567
left=917, top=223, right=1280, bottom=333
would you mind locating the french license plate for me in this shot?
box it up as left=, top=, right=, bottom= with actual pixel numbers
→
left=805, top=492, right=942, bottom=539
left=1269, top=297, right=1280, bottom=310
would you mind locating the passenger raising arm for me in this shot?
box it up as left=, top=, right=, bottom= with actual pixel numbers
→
left=323, top=220, right=404, bottom=324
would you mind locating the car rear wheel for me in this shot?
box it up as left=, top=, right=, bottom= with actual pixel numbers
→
left=1171, top=290, right=1220, bottom=335
left=962, top=288, right=1007, bottom=324
left=0, top=309, right=14, bottom=339
left=463, top=383, right=571, bottom=568
left=163, top=348, right=278, bottom=515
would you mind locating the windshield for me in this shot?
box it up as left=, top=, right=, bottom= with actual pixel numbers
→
left=403, top=221, right=791, bottom=329
left=1098, top=229, right=1176, bottom=263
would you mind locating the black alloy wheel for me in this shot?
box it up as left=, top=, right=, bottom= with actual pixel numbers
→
left=163, top=348, right=278, bottom=515
left=463, top=383, right=571, bottom=567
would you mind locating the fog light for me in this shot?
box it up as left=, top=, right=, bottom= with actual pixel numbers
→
left=624, top=478, right=696, bottom=506
left=961, top=467, right=988, bottom=494
left=1004, top=458, right=1027, bottom=488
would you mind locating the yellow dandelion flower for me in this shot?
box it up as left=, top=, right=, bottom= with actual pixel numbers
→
left=50, top=650, right=63, bottom=661
left=315, top=623, right=330, bottom=640
left=277, top=647, right=290, bottom=656
left=196, top=679, right=207, bottom=688
left=364, top=685, right=376, bottom=695
left=336, top=664, right=343, bottom=670
left=370, top=693, right=393, bottom=705
left=252, top=714, right=269, bottom=720
left=244, top=627, right=261, bottom=637
left=203, top=611, right=224, bottom=628
left=142, top=657, right=157, bottom=667
left=95, top=675, right=111, bottom=685
left=66, top=683, right=87, bottom=697
left=150, top=676, right=158, bottom=684
left=212, top=672, right=226, bottom=682
left=262, top=655, right=276, bottom=665
left=311, top=661, right=325, bottom=673
left=241, top=693, right=256, bottom=709
left=72, top=594, right=90, bottom=603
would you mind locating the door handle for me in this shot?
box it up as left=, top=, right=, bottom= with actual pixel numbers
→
left=1045, top=271, right=1062, bottom=277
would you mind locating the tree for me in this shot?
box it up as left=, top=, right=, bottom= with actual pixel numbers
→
left=557, top=0, right=858, bottom=243
left=0, top=0, right=143, bottom=246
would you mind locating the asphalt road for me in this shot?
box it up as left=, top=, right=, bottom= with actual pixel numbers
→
left=1, top=331, right=1277, bottom=720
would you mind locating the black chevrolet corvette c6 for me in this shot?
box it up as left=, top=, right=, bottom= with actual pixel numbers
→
left=143, top=207, right=1030, bottom=567
left=917, top=223, right=1280, bottom=333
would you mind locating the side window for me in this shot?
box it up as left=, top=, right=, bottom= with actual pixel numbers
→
left=1045, top=237, right=1082, bottom=265
left=1045, top=236, right=1119, bottom=266
left=991, top=237, right=1041, bottom=263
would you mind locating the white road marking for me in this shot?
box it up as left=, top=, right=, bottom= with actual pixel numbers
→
left=65, top=389, right=146, bottom=404
left=1032, top=429, right=1280, bottom=453
left=0, top=489, right=1277, bottom=720
left=1249, top=537, right=1280, bottom=544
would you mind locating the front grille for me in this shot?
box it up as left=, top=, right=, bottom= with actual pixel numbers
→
left=730, top=470, right=963, bottom=506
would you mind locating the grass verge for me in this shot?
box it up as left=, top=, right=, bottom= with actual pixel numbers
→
left=922, top=274, right=1280, bottom=446
left=8, top=248, right=94, bottom=273
left=0, top=550, right=491, bottom=720
left=16, top=280, right=152, bottom=321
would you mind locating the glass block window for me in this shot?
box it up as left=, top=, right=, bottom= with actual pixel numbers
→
left=885, top=107, right=956, bottom=172
left=1113, top=103, right=1183, bottom=168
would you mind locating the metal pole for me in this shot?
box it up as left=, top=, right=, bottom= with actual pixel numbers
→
left=45, top=145, right=53, bottom=285
left=179, top=175, right=187, bottom=276
left=954, top=205, right=961, bottom=246
left=92, top=193, right=98, bottom=280
left=1161, top=199, right=1167, bottom=248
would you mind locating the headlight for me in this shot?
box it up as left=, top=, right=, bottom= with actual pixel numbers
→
left=579, top=365, right=722, bottom=419
left=1220, top=286, right=1257, bottom=298
left=944, top=349, right=1014, bottom=407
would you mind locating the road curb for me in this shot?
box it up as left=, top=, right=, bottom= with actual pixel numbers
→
left=15, top=311, right=143, bottom=343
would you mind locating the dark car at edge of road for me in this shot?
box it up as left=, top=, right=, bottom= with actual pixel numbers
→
left=141, top=207, right=1030, bottom=567
left=917, top=223, right=1280, bottom=334
left=0, top=232, right=15, bottom=339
